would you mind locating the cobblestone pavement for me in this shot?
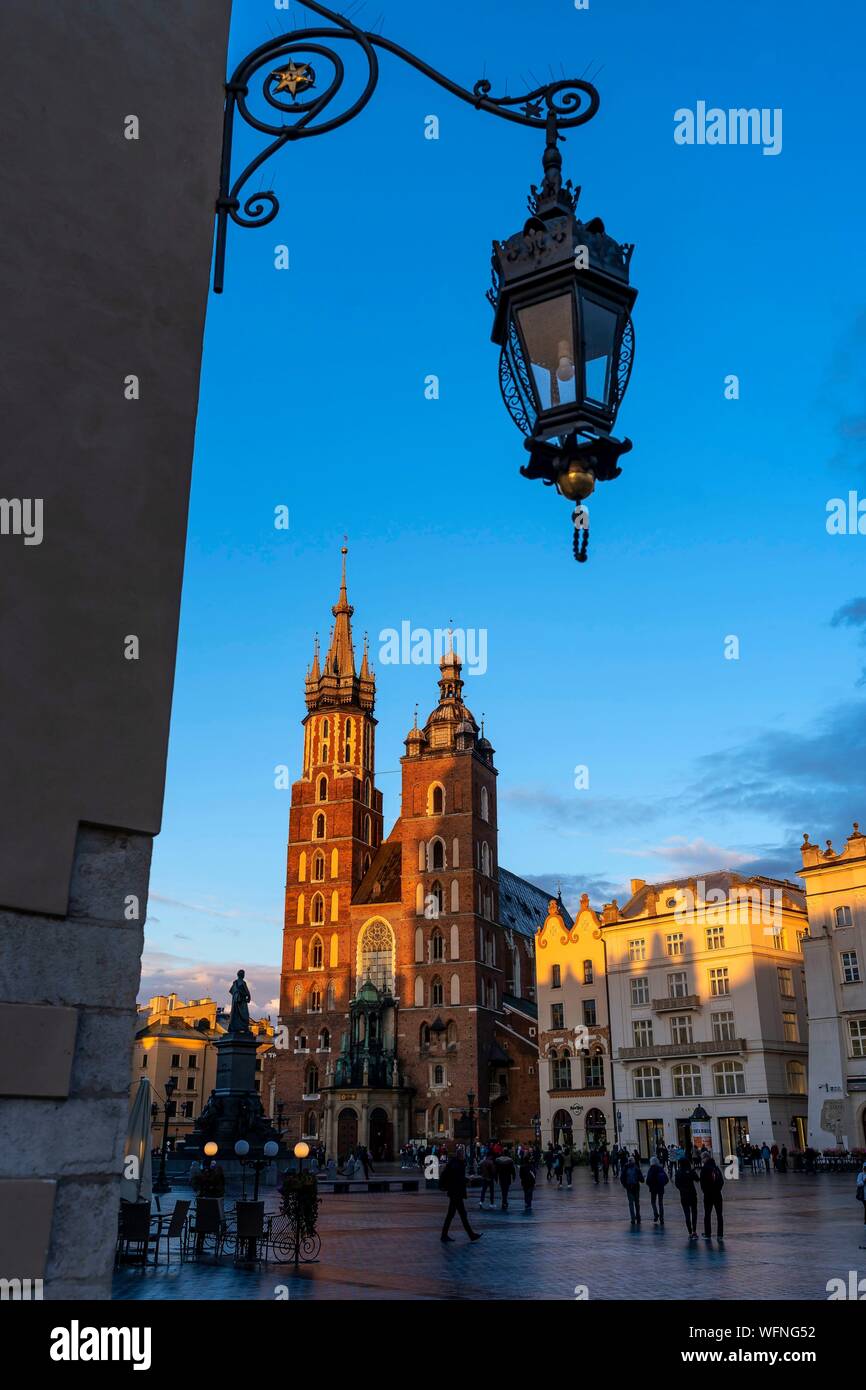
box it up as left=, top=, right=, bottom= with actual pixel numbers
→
left=113, top=1166, right=866, bottom=1301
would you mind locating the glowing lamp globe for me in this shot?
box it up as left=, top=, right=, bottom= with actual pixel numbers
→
left=264, top=1140, right=279, bottom=1158
left=294, top=1141, right=310, bottom=1160
left=234, top=1139, right=250, bottom=1157
left=203, top=1141, right=218, bottom=1158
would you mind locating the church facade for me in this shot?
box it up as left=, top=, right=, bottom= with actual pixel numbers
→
left=268, top=551, right=548, bottom=1159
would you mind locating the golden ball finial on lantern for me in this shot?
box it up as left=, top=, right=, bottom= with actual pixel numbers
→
left=556, top=463, right=596, bottom=502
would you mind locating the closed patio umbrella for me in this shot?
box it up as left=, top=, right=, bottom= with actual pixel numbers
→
left=121, top=1076, right=153, bottom=1204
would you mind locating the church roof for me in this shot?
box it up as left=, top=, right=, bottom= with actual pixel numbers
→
left=498, top=867, right=573, bottom=939
left=354, top=838, right=402, bottom=905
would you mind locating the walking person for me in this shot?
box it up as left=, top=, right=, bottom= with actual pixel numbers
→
left=761, top=1142, right=771, bottom=1174
left=856, top=1161, right=866, bottom=1246
left=589, top=1145, right=601, bottom=1185
left=620, top=1150, right=644, bottom=1225
left=601, top=1144, right=610, bottom=1184
left=553, top=1148, right=565, bottom=1187
left=519, top=1153, right=536, bottom=1211
left=700, top=1155, right=725, bottom=1241
left=440, top=1150, right=482, bottom=1243
left=565, top=1144, right=576, bottom=1188
left=544, top=1143, right=555, bottom=1182
left=647, top=1155, right=668, bottom=1225
left=495, top=1149, right=517, bottom=1210
left=477, top=1153, right=496, bottom=1210
left=675, top=1156, right=699, bottom=1239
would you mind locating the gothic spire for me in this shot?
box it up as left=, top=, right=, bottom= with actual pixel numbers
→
left=324, top=545, right=355, bottom=678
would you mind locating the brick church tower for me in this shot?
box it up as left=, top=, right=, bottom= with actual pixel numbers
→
left=269, top=554, right=548, bottom=1157
left=273, top=548, right=384, bottom=1141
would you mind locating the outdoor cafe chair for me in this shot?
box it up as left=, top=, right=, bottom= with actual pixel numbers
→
left=186, top=1197, right=225, bottom=1261
left=116, top=1200, right=152, bottom=1267
left=151, top=1198, right=190, bottom=1266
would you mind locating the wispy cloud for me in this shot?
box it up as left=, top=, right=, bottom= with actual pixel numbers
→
left=139, top=949, right=280, bottom=1020
left=612, top=837, right=753, bottom=872
left=148, top=892, right=281, bottom=929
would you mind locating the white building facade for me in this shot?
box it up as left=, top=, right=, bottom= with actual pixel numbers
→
left=800, top=824, right=866, bottom=1150
left=604, top=873, right=809, bottom=1159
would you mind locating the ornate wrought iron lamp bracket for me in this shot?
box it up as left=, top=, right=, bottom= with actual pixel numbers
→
left=213, top=0, right=600, bottom=292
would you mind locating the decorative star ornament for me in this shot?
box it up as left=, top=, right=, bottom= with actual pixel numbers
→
left=271, top=60, right=316, bottom=99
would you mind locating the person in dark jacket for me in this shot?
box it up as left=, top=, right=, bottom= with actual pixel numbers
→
left=675, top=1156, right=699, bottom=1238
left=440, top=1153, right=482, bottom=1242
left=477, top=1154, right=496, bottom=1209
left=552, top=1149, right=565, bottom=1187
left=519, top=1155, right=536, bottom=1210
left=600, top=1144, right=610, bottom=1184
left=589, top=1145, right=601, bottom=1185
left=647, top=1156, right=668, bottom=1225
left=620, top=1153, right=644, bottom=1224
left=700, top=1157, right=725, bottom=1240
left=495, top=1150, right=517, bottom=1209
left=544, top=1143, right=555, bottom=1182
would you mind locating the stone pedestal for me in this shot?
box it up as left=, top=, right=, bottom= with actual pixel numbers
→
left=189, top=1031, right=280, bottom=1159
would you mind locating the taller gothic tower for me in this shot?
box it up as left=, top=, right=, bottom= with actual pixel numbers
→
left=274, top=549, right=384, bottom=1141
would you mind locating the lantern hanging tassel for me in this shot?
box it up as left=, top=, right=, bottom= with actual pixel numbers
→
left=572, top=504, right=589, bottom=564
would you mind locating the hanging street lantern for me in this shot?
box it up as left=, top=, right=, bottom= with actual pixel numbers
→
left=489, top=113, right=637, bottom=562
left=212, top=3, right=639, bottom=563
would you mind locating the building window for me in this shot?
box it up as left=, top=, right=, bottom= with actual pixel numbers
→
left=630, top=976, right=649, bottom=1006
left=317, top=775, right=327, bottom=801
left=668, top=970, right=688, bottom=999
left=585, top=1054, right=604, bottom=1088
left=309, top=989, right=322, bottom=1013
left=480, top=786, right=489, bottom=821
left=672, top=1063, right=702, bottom=1097
left=769, top=925, right=785, bottom=950
left=140, top=1054, right=147, bottom=1068
left=841, top=951, right=861, bottom=984
left=312, top=852, right=325, bottom=882
left=633, top=1066, right=661, bottom=1099
left=431, top=838, right=445, bottom=870
left=583, top=999, right=597, bottom=1027
left=431, top=784, right=444, bottom=815
left=314, top=813, right=325, bottom=839
left=170, top=1053, right=180, bottom=1069
left=782, top=1011, right=799, bottom=1043
left=711, top=1011, right=736, bottom=1042
left=633, top=1019, right=653, bottom=1047
left=550, top=1049, right=572, bottom=1089
left=551, top=1003, right=564, bottom=1030
left=629, top=938, right=646, bottom=962
left=670, top=1014, right=692, bottom=1045
left=709, top=967, right=730, bottom=997
left=325, top=982, right=335, bottom=1011
left=835, top=905, right=853, bottom=928
left=311, top=895, right=325, bottom=926
left=848, top=1018, right=866, bottom=1058
left=310, top=936, right=324, bottom=969
left=786, top=1061, right=806, bottom=1095
left=552, top=964, right=561, bottom=989
left=777, top=967, right=794, bottom=998
left=712, top=1061, right=745, bottom=1096
left=433, top=1064, right=445, bottom=1086
left=305, top=1064, right=319, bottom=1096
left=187, top=1056, right=197, bottom=1069
left=666, top=932, right=684, bottom=956
left=431, top=929, right=445, bottom=961
left=431, top=977, right=444, bottom=1007
left=186, top=1076, right=196, bottom=1091
left=318, top=1027, right=330, bottom=1051
left=358, top=918, right=396, bottom=993
left=706, top=926, right=725, bottom=951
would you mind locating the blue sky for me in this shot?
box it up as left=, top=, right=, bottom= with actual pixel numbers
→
left=142, top=0, right=866, bottom=1014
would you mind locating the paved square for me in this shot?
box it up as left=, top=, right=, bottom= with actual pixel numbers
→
left=112, top=1166, right=866, bottom=1302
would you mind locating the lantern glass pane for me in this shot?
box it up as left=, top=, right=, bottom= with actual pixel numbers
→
left=582, top=298, right=619, bottom=407
left=516, top=295, right=576, bottom=412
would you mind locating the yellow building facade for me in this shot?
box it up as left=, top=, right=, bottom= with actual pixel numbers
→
left=535, top=895, right=614, bottom=1149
